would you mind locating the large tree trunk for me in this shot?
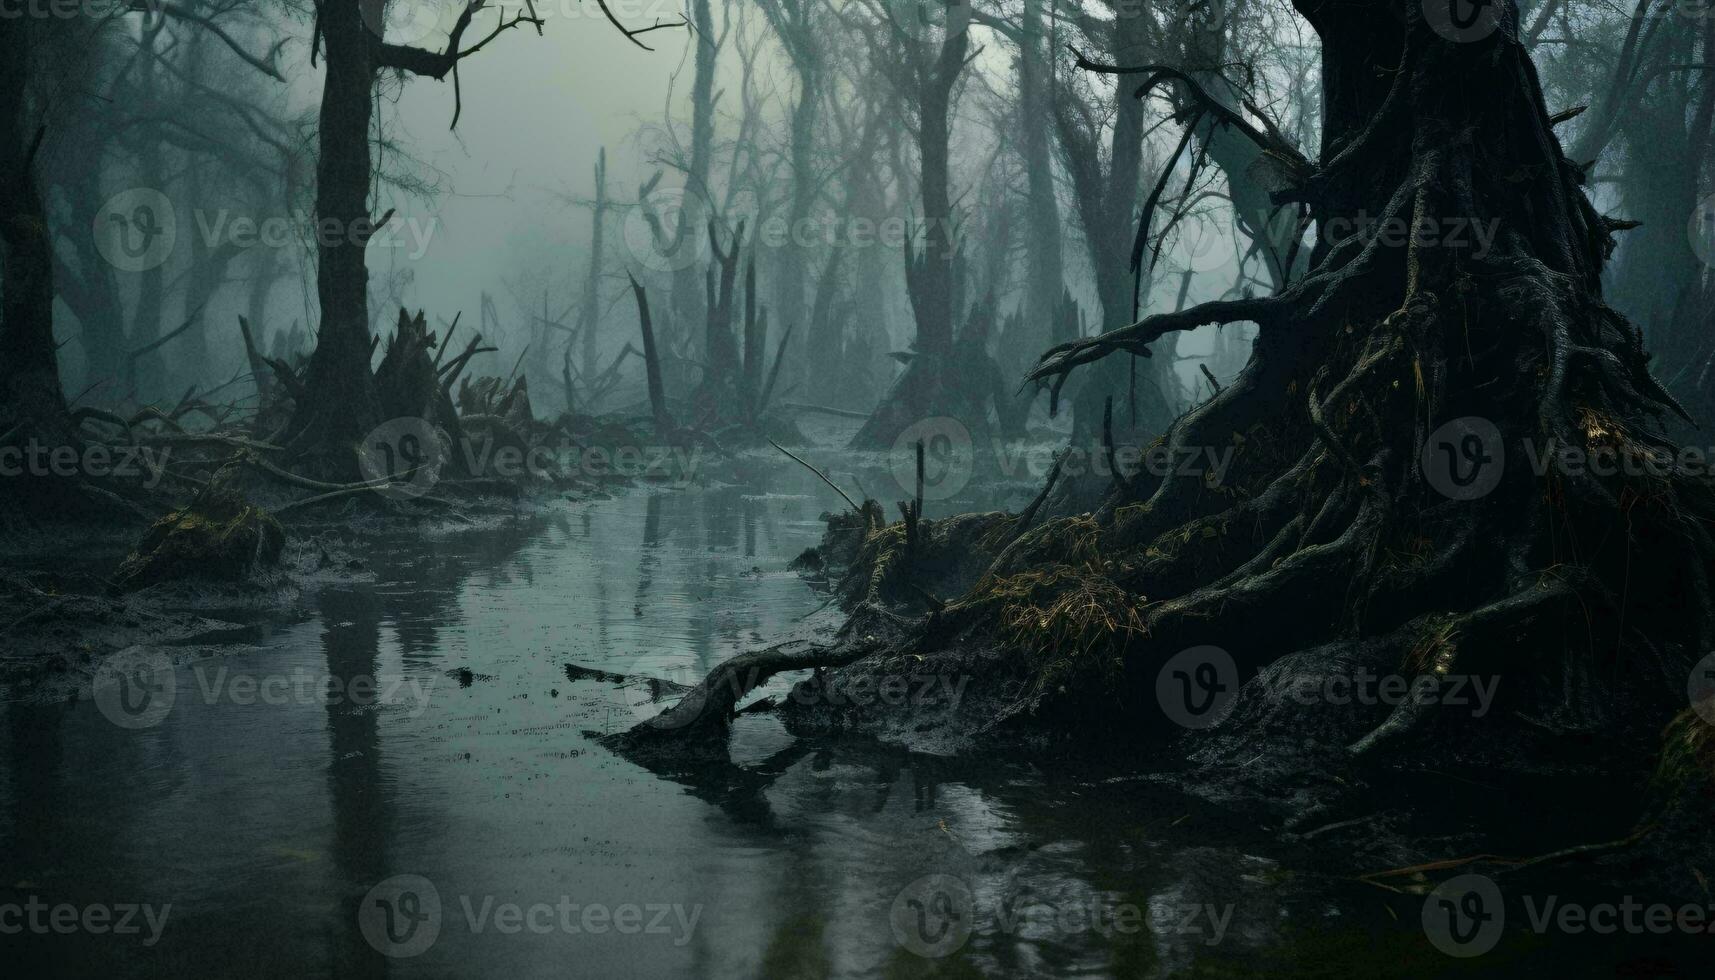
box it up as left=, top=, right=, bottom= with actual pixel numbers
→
left=668, top=0, right=717, bottom=363
left=1607, top=20, right=1713, bottom=408
left=0, top=17, right=87, bottom=520
left=1010, top=0, right=1712, bottom=747
left=582, top=148, right=607, bottom=390
left=58, top=166, right=129, bottom=391
left=775, top=62, right=818, bottom=393
left=1059, top=9, right=1178, bottom=456
left=127, top=123, right=169, bottom=402
left=285, top=0, right=385, bottom=465
left=1018, top=0, right=1063, bottom=356
left=0, top=21, right=64, bottom=430
left=816, top=99, right=888, bottom=407
left=848, top=11, right=983, bottom=451
left=112, top=24, right=172, bottom=404
left=1179, top=14, right=1308, bottom=292
left=914, top=48, right=956, bottom=358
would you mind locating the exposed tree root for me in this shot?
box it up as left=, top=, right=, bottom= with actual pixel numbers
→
left=596, top=626, right=890, bottom=758
left=601, top=3, right=1715, bottom=807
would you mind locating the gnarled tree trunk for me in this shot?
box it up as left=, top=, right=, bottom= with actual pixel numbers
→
left=1015, top=0, right=1711, bottom=746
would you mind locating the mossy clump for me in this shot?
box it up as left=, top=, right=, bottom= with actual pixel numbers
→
left=115, top=469, right=285, bottom=591
left=977, top=561, right=1146, bottom=703
left=1643, top=707, right=1715, bottom=829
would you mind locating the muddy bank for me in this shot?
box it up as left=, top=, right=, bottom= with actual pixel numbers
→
left=657, top=497, right=1715, bottom=916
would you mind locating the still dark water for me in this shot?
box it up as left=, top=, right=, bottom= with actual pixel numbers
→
left=0, top=450, right=1681, bottom=978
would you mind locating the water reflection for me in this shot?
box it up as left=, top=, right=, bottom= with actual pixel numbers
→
left=1, top=458, right=1615, bottom=978
left=321, top=585, right=394, bottom=980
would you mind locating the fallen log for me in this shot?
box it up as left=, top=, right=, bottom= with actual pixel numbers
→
left=595, top=632, right=886, bottom=753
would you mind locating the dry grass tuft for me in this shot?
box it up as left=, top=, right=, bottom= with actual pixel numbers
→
left=975, top=561, right=1148, bottom=700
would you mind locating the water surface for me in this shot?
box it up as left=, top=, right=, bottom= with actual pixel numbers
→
left=1, top=454, right=1678, bottom=978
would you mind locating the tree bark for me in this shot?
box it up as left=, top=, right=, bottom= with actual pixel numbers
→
left=286, top=0, right=385, bottom=462
left=668, top=0, right=717, bottom=359
left=0, top=20, right=65, bottom=430
left=1018, top=0, right=1064, bottom=355
left=583, top=147, right=608, bottom=389
left=1007, top=0, right=1714, bottom=743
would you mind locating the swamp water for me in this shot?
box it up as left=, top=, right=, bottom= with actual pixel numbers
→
left=0, top=450, right=1686, bottom=978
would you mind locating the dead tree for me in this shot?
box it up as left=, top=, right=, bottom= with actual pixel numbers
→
left=284, top=0, right=543, bottom=472
left=684, top=221, right=788, bottom=433
left=1010, top=1, right=1714, bottom=745
left=847, top=0, right=993, bottom=451
left=755, top=0, right=829, bottom=395
left=816, top=70, right=894, bottom=407
left=0, top=25, right=66, bottom=451
left=629, top=275, right=675, bottom=435
left=1589, top=11, right=1715, bottom=407
left=970, top=0, right=1064, bottom=357
left=701, top=220, right=747, bottom=395
left=612, top=0, right=1715, bottom=766
left=665, top=0, right=726, bottom=356
left=1051, top=2, right=1180, bottom=449
left=581, top=148, right=610, bottom=388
